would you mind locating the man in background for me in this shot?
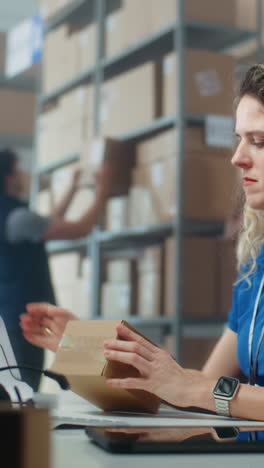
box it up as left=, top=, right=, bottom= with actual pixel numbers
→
left=0, top=149, right=112, bottom=390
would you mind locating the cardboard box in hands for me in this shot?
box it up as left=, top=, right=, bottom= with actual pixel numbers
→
left=50, top=320, right=160, bottom=413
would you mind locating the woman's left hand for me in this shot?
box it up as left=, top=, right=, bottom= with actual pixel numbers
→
left=104, top=323, right=214, bottom=409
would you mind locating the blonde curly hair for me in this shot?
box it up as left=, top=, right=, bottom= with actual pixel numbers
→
left=236, top=64, right=264, bottom=283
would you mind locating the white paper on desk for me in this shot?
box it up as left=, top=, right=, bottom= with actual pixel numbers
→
left=51, top=405, right=264, bottom=429
left=0, top=316, right=33, bottom=402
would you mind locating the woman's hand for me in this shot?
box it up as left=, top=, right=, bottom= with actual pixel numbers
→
left=20, top=302, right=77, bottom=352
left=104, top=323, right=215, bottom=410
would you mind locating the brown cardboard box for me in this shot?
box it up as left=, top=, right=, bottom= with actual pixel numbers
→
left=149, top=0, right=237, bottom=33
left=43, top=26, right=68, bottom=92
left=164, top=237, right=237, bottom=319
left=138, top=246, right=162, bottom=273
left=183, top=337, right=218, bottom=369
left=137, top=272, right=162, bottom=317
left=164, top=335, right=218, bottom=369
left=131, top=150, right=236, bottom=224
left=137, top=246, right=163, bottom=317
left=236, top=0, right=257, bottom=30
left=60, top=85, right=93, bottom=125
left=39, top=0, right=58, bottom=19
left=99, top=62, right=161, bottom=136
left=51, top=320, right=161, bottom=412
left=81, top=137, right=135, bottom=196
left=43, top=24, right=81, bottom=92
left=164, top=237, right=218, bottom=318
left=105, top=0, right=152, bottom=57
left=136, top=127, right=230, bottom=167
left=105, top=0, right=240, bottom=58
left=162, top=49, right=234, bottom=116
left=133, top=158, right=176, bottom=224
left=107, top=259, right=135, bottom=283
left=75, top=23, right=96, bottom=74
left=0, top=89, right=35, bottom=135
left=184, top=152, right=237, bottom=220
left=105, top=196, right=129, bottom=232
left=101, top=282, right=133, bottom=318
left=49, top=252, right=80, bottom=286
left=0, top=407, right=50, bottom=468
left=216, top=239, right=237, bottom=318
left=40, top=0, right=73, bottom=19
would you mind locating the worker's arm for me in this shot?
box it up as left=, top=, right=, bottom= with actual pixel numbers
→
left=50, top=167, right=82, bottom=219
left=43, top=162, right=112, bottom=240
left=6, top=163, right=113, bottom=243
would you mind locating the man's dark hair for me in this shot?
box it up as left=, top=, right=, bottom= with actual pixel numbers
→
left=0, top=149, right=17, bottom=194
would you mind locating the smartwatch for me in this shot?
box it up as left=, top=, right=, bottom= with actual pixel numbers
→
left=212, top=376, right=240, bottom=417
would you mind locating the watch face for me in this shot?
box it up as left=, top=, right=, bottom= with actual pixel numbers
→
left=213, top=377, right=239, bottom=398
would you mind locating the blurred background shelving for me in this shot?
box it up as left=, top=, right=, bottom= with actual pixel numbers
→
left=1, top=0, right=263, bottom=373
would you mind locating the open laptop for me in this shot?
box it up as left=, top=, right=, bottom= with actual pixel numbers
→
left=0, top=316, right=33, bottom=403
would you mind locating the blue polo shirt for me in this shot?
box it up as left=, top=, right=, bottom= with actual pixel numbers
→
left=228, top=244, right=264, bottom=386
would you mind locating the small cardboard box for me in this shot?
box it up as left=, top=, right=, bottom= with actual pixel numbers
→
left=81, top=137, right=134, bottom=196
left=50, top=320, right=161, bottom=413
left=162, top=49, right=234, bottom=116
left=99, top=62, right=162, bottom=136
left=0, top=407, right=50, bottom=468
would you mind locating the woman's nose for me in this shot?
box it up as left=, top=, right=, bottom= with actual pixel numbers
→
left=231, top=143, right=252, bottom=169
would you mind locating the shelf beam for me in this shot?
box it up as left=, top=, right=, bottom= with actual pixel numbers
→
left=36, top=154, right=80, bottom=175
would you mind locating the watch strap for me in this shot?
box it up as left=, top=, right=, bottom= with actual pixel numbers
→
left=214, top=398, right=230, bottom=417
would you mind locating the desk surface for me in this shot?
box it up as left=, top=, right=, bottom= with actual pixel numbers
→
left=52, top=429, right=264, bottom=468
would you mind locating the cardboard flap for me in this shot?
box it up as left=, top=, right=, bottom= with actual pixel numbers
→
left=51, top=320, right=122, bottom=376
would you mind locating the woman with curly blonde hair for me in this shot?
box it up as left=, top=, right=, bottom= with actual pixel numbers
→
left=21, top=64, right=264, bottom=421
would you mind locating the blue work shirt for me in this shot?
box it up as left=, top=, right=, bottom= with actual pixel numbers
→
left=228, top=244, right=264, bottom=386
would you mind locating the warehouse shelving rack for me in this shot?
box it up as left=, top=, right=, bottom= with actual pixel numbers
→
left=33, top=0, right=261, bottom=361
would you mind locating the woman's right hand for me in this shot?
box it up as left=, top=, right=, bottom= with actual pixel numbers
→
left=20, top=302, right=77, bottom=352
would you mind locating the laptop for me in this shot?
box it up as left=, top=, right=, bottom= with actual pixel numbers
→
left=0, top=316, right=33, bottom=402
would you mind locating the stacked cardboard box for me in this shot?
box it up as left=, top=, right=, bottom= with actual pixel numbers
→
left=105, top=0, right=256, bottom=59
left=164, top=236, right=237, bottom=319
left=0, top=89, right=35, bottom=136
left=162, top=49, right=234, bottom=117
left=164, top=335, right=218, bottom=370
left=100, top=47, right=234, bottom=137
left=40, top=0, right=74, bottom=19
left=37, top=85, right=93, bottom=167
left=49, top=252, right=92, bottom=319
left=81, top=137, right=135, bottom=196
left=43, top=23, right=95, bottom=93
left=99, top=61, right=161, bottom=137
left=101, top=259, right=136, bottom=319
left=131, top=127, right=237, bottom=225
left=105, top=196, right=129, bottom=232
left=137, top=246, right=163, bottom=318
